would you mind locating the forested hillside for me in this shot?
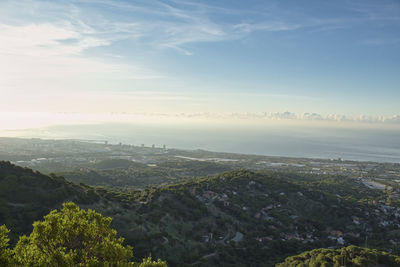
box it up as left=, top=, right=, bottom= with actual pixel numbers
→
left=0, top=161, right=399, bottom=266
left=59, top=158, right=232, bottom=188
left=0, top=161, right=102, bottom=241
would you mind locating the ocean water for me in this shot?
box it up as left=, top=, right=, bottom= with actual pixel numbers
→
left=8, top=121, right=400, bottom=163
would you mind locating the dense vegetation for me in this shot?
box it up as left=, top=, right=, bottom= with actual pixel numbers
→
left=1, top=161, right=400, bottom=266
left=0, top=161, right=100, bottom=242
left=0, top=202, right=166, bottom=266
left=58, top=158, right=232, bottom=188
left=277, top=245, right=400, bottom=266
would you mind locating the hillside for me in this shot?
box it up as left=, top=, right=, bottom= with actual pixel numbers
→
left=109, top=170, right=400, bottom=266
left=277, top=245, right=400, bottom=266
left=1, top=161, right=400, bottom=266
left=58, top=158, right=232, bottom=188
left=0, top=161, right=102, bottom=242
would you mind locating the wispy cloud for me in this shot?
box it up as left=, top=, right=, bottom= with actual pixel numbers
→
left=3, top=0, right=395, bottom=57
left=0, top=23, right=107, bottom=57
left=232, top=22, right=300, bottom=33
left=1, top=0, right=398, bottom=117
left=23, top=0, right=302, bottom=55
left=0, top=18, right=161, bottom=97
left=346, top=1, right=400, bottom=23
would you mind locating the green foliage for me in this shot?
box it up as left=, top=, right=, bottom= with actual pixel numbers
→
left=1, top=161, right=400, bottom=266
left=10, top=202, right=167, bottom=267
left=0, top=161, right=105, bottom=243
left=60, top=159, right=231, bottom=189
left=0, top=225, right=12, bottom=266
left=277, top=246, right=400, bottom=267
left=135, top=256, right=168, bottom=267
left=13, top=202, right=133, bottom=266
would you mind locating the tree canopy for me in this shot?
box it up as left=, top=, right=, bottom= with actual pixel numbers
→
left=1, top=202, right=167, bottom=267
left=277, top=245, right=400, bottom=267
left=0, top=225, right=12, bottom=266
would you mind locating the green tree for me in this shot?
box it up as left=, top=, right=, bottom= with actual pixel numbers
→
left=13, top=202, right=149, bottom=266
left=0, top=225, right=13, bottom=266
left=136, top=256, right=168, bottom=267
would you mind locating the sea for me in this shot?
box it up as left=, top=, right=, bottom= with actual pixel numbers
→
left=4, top=120, right=399, bottom=163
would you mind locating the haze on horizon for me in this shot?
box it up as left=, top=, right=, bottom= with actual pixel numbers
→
left=0, top=0, right=399, bottom=128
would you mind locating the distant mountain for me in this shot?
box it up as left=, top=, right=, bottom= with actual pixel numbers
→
left=0, top=161, right=399, bottom=266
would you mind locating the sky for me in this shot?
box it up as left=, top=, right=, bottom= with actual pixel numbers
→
left=1, top=0, right=400, bottom=122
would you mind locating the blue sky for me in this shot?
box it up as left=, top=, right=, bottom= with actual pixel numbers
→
left=0, top=0, right=399, bottom=118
